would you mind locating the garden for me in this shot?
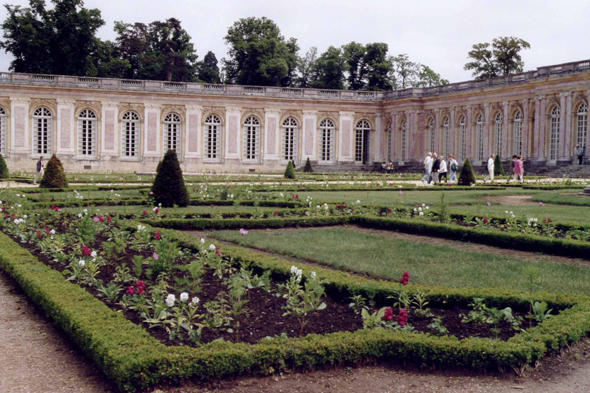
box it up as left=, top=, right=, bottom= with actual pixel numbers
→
left=1, top=153, right=590, bottom=392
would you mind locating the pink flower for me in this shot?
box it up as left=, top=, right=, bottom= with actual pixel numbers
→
left=152, top=252, right=159, bottom=260
left=397, top=309, right=409, bottom=326
left=400, top=272, right=410, bottom=285
left=36, top=230, right=42, bottom=239
left=399, top=190, right=403, bottom=195
left=107, top=216, right=112, bottom=223
left=143, top=210, right=148, bottom=215
left=383, top=307, right=394, bottom=321
left=486, top=202, right=491, bottom=206
left=93, top=217, right=100, bottom=222
left=155, top=230, right=162, bottom=240
left=539, top=202, right=544, bottom=206
left=154, top=207, right=159, bottom=215
left=483, top=217, right=489, bottom=224
left=126, top=286, right=135, bottom=295
left=239, top=228, right=248, bottom=235
left=82, top=245, right=92, bottom=257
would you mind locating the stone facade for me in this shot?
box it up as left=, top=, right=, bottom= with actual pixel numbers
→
left=1, top=59, right=590, bottom=173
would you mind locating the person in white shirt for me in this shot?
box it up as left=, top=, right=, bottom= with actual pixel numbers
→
left=448, top=155, right=459, bottom=182
left=438, top=156, right=448, bottom=183
left=484, top=154, right=495, bottom=182
left=421, top=153, right=432, bottom=184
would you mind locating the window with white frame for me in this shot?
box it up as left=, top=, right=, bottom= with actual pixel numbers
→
left=0, top=107, right=5, bottom=156
left=164, top=113, right=181, bottom=153
left=282, top=118, right=298, bottom=162
left=577, top=103, right=587, bottom=149
left=122, top=111, right=140, bottom=158
left=243, top=116, right=260, bottom=161
left=459, top=116, right=466, bottom=161
left=78, top=109, right=97, bottom=157
left=33, top=107, right=52, bottom=156
left=401, top=120, right=407, bottom=161
left=386, top=122, right=392, bottom=161
left=428, top=118, right=435, bottom=153
left=204, top=114, right=222, bottom=161
left=513, top=111, right=523, bottom=156
left=476, top=114, right=484, bottom=161
left=443, top=117, right=450, bottom=158
left=355, top=120, right=370, bottom=163
left=319, top=118, right=334, bottom=162
left=494, top=113, right=503, bottom=156
left=550, top=106, right=560, bottom=161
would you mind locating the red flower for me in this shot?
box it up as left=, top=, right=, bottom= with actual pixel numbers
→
left=44, top=228, right=51, bottom=235
left=98, top=215, right=105, bottom=223
left=4, top=214, right=9, bottom=220
left=155, top=230, right=162, bottom=241
left=388, top=208, right=392, bottom=214
left=216, top=252, right=223, bottom=257
left=82, top=245, right=92, bottom=257
left=274, top=211, right=278, bottom=216
left=483, top=217, right=489, bottom=224
left=136, top=281, right=146, bottom=289
left=0, top=206, right=5, bottom=212
left=397, top=309, right=409, bottom=326
left=36, top=230, right=42, bottom=239
left=107, top=216, right=112, bottom=223
left=383, top=307, right=394, bottom=321
left=211, top=204, right=215, bottom=208
left=126, top=286, right=136, bottom=295
left=154, top=207, right=159, bottom=215
left=400, top=272, right=410, bottom=286
left=142, top=210, right=147, bottom=215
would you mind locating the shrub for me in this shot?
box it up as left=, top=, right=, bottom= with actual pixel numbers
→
left=494, top=155, right=506, bottom=176
left=458, top=158, right=476, bottom=186
left=0, top=153, right=9, bottom=179
left=284, top=161, right=296, bottom=179
left=40, top=154, right=68, bottom=188
left=304, top=157, right=313, bottom=173
left=151, top=150, right=190, bottom=207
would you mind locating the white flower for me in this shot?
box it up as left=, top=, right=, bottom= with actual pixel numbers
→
left=23, top=215, right=28, bottom=219
left=180, top=292, right=189, bottom=303
left=50, top=229, right=55, bottom=235
left=209, top=244, right=216, bottom=251
left=165, top=294, right=176, bottom=307
left=191, top=297, right=200, bottom=305
left=17, top=204, right=21, bottom=208
left=153, top=207, right=158, bottom=212
left=324, top=203, right=329, bottom=210
left=310, top=271, right=317, bottom=279
left=505, top=211, right=508, bottom=214
left=422, top=204, right=426, bottom=207
left=91, top=251, right=97, bottom=258
left=290, top=265, right=303, bottom=282
left=419, top=212, right=424, bottom=216
left=15, top=194, right=20, bottom=197
left=280, top=193, right=284, bottom=197
left=200, top=238, right=205, bottom=244
left=413, top=208, right=417, bottom=212
left=83, top=209, right=88, bottom=213
left=510, top=211, right=513, bottom=215
left=78, top=214, right=83, bottom=218
left=137, top=225, right=146, bottom=231
left=418, top=207, right=422, bottom=212
left=425, top=206, right=429, bottom=210
left=78, top=260, right=85, bottom=267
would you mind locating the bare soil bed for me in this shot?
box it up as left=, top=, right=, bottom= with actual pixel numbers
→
left=478, top=194, right=541, bottom=206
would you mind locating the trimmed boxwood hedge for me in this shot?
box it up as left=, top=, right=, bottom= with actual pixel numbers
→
left=2, top=225, right=590, bottom=392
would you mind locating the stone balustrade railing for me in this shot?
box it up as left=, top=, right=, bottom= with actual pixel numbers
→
left=1, top=59, right=589, bottom=103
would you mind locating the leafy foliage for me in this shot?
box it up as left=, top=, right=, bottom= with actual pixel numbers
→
left=284, top=161, right=296, bottom=179
left=464, top=37, right=531, bottom=79
left=151, top=150, right=189, bottom=207
left=494, top=155, right=506, bottom=176
left=0, top=153, right=9, bottom=179
left=197, top=51, right=221, bottom=83
left=40, top=154, right=67, bottom=188
left=303, top=157, right=313, bottom=173
left=458, top=158, right=476, bottom=186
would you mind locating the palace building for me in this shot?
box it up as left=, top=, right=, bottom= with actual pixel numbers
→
left=0, top=59, right=589, bottom=173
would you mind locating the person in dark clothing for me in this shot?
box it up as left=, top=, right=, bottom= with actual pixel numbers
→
left=579, top=146, right=586, bottom=165
left=34, top=156, right=44, bottom=184
left=429, top=153, right=439, bottom=184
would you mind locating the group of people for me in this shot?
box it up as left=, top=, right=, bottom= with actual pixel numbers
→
left=483, top=154, right=525, bottom=183
left=421, top=153, right=459, bottom=184
left=575, top=145, right=586, bottom=165
left=379, top=161, right=395, bottom=173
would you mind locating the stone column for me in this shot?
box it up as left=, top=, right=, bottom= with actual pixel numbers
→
left=417, top=111, right=426, bottom=158
left=263, top=109, right=281, bottom=162
left=563, top=92, right=573, bottom=160
left=522, top=99, right=529, bottom=158
left=374, top=113, right=384, bottom=163
left=185, top=106, right=202, bottom=159
left=434, top=109, right=440, bottom=154
left=391, top=113, right=398, bottom=161
left=539, top=96, right=546, bottom=160
left=10, top=98, right=30, bottom=154
left=409, top=110, right=417, bottom=161
left=503, top=101, right=509, bottom=157
left=101, top=102, right=118, bottom=157
left=533, top=96, right=541, bottom=159
left=448, top=107, right=455, bottom=159
left=144, top=104, right=161, bottom=157
left=338, top=111, right=354, bottom=163
left=56, top=99, right=75, bottom=156
left=466, top=105, right=472, bottom=159
left=483, top=103, right=490, bottom=159
left=224, top=107, right=241, bottom=161
left=301, top=111, right=318, bottom=162
left=587, top=90, right=590, bottom=152
left=559, top=92, right=569, bottom=160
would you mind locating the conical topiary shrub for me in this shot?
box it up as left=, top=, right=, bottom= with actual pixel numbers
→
left=151, top=150, right=190, bottom=207
left=494, top=154, right=506, bottom=176
left=0, top=154, right=9, bottom=179
left=284, top=161, right=296, bottom=179
left=458, top=158, right=476, bottom=186
left=40, top=154, right=68, bottom=188
left=303, top=157, right=313, bottom=173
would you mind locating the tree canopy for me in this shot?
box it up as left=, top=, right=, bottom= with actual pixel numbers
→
left=464, top=37, right=531, bottom=79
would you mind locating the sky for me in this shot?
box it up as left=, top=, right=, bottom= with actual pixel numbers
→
left=0, top=0, right=588, bottom=84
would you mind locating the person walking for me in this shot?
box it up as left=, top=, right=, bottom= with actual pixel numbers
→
left=429, top=153, right=440, bottom=184
left=449, top=155, right=458, bottom=182
left=33, top=156, right=44, bottom=185
left=575, top=145, right=580, bottom=164
left=484, top=154, right=495, bottom=182
left=421, top=153, right=432, bottom=184
left=513, top=155, right=524, bottom=183
left=438, top=156, right=448, bottom=183
left=509, top=155, right=517, bottom=180
left=579, top=145, right=586, bottom=165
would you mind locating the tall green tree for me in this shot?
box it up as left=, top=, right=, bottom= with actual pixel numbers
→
left=415, top=65, right=449, bottom=87
left=198, top=51, right=221, bottom=83
left=363, top=43, right=392, bottom=90
left=295, top=46, right=318, bottom=88
left=464, top=36, right=530, bottom=79
left=390, top=54, right=419, bottom=89
left=88, top=39, right=131, bottom=78
left=342, top=41, right=366, bottom=90
left=1, top=0, right=105, bottom=75
left=222, top=17, right=298, bottom=86
left=312, top=46, right=346, bottom=90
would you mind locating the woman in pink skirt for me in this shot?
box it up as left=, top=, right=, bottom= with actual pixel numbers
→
left=513, top=156, right=524, bottom=183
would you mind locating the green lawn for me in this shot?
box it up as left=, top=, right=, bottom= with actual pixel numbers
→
left=209, top=227, right=590, bottom=295
left=60, top=204, right=279, bottom=215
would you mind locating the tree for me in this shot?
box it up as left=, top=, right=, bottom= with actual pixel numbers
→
left=295, top=47, right=318, bottom=88
left=342, top=42, right=366, bottom=90
left=88, top=39, right=131, bottom=78
left=1, top=0, right=105, bottom=75
left=390, top=54, right=419, bottom=89
left=40, top=154, right=67, bottom=188
left=415, top=65, right=449, bottom=88
left=464, top=37, right=530, bottom=79
left=494, top=154, right=506, bottom=176
left=0, top=154, right=9, bottom=179
left=458, top=158, right=476, bottom=186
left=222, top=17, right=298, bottom=86
left=197, top=51, right=221, bottom=83
left=151, top=150, right=190, bottom=207
left=284, top=160, right=295, bottom=179
left=363, top=43, right=393, bottom=91
left=312, top=46, right=346, bottom=90
left=303, top=157, right=313, bottom=173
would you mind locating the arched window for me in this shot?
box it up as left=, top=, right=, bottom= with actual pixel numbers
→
left=204, top=114, right=222, bottom=162
left=494, top=113, right=503, bottom=156
left=443, top=116, right=450, bottom=158
left=243, top=116, right=260, bottom=161
left=0, top=107, right=5, bottom=156
left=459, top=116, right=466, bottom=161
left=401, top=120, right=407, bottom=161
left=282, top=118, right=298, bottom=162
left=577, top=103, right=587, bottom=149
left=550, top=106, right=560, bottom=160
left=386, top=122, right=392, bottom=161
left=122, top=111, right=140, bottom=158
left=355, top=120, right=371, bottom=163
left=476, top=114, right=484, bottom=161
left=428, top=118, right=435, bottom=153
left=513, top=111, right=523, bottom=156
left=319, top=119, right=334, bottom=162
left=164, top=113, right=181, bottom=153
left=78, top=109, right=97, bottom=157
left=33, top=107, right=53, bottom=156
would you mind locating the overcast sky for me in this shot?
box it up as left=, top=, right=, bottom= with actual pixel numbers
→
left=0, top=0, right=588, bottom=84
